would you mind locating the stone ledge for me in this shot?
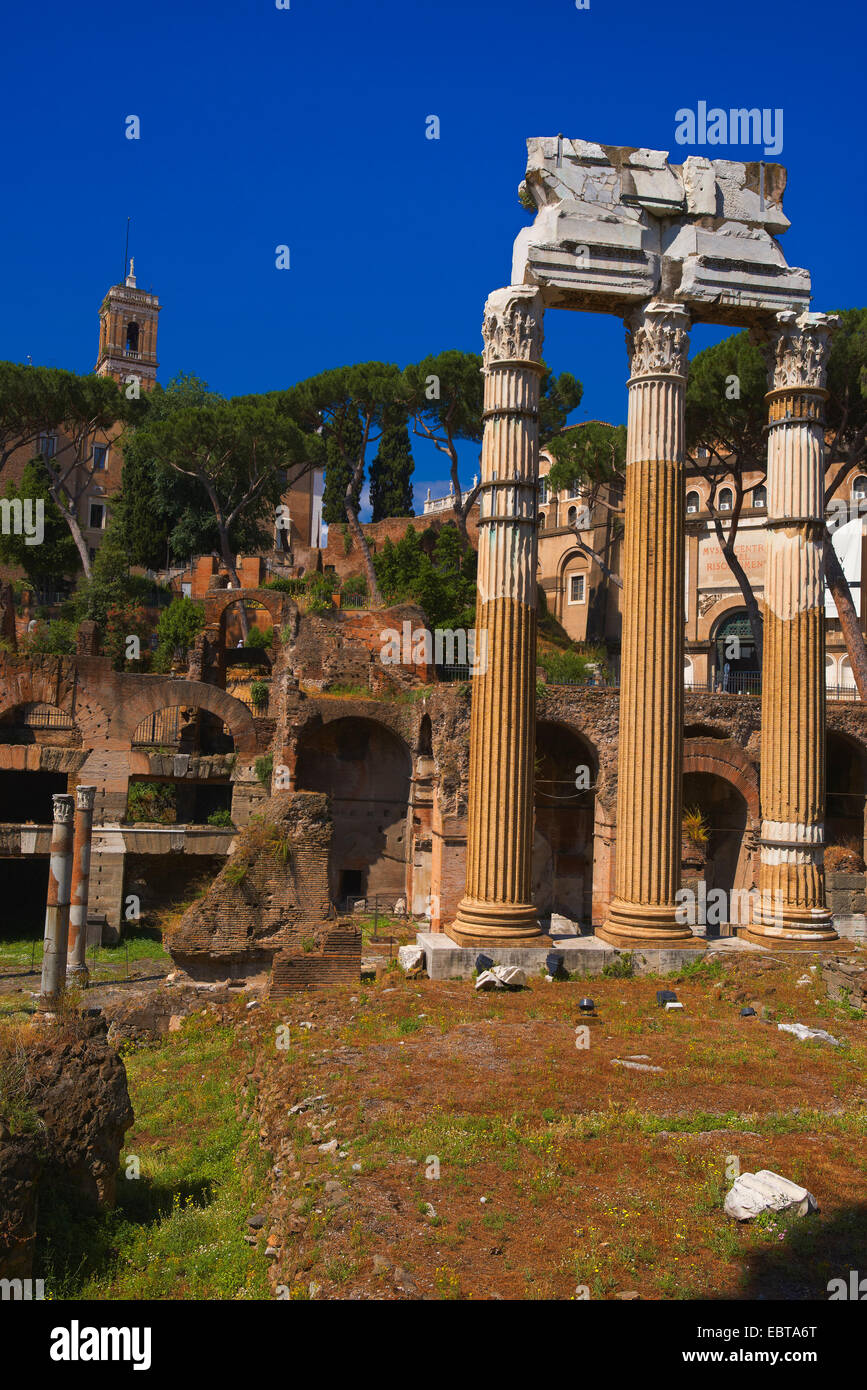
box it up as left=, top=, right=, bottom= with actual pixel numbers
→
left=415, top=931, right=759, bottom=981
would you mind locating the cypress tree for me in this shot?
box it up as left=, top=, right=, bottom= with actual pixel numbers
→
left=369, top=408, right=415, bottom=520
left=322, top=410, right=363, bottom=524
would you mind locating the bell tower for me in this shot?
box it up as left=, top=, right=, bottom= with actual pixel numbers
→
left=95, top=258, right=161, bottom=391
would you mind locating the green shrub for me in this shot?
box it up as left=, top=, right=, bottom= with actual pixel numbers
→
left=249, top=681, right=270, bottom=711
left=153, top=596, right=205, bottom=672
left=254, top=755, right=274, bottom=789
left=20, top=618, right=77, bottom=655
left=207, top=809, right=234, bottom=827
left=246, top=625, right=273, bottom=650
left=127, top=781, right=177, bottom=824
left=263, top=576, right=306, bottom=596
left=538, top=647, right=598, bottom=684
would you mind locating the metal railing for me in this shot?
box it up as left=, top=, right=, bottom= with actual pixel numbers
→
left=686, top=674, right=762, bottom=697
left=131, top=707, right=183, bottom=747
left=4, top=704, right=76, bottom=729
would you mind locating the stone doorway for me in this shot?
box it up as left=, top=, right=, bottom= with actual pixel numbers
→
left=532, top=721, right=596, bottom=927
left=295, top=717, right=412, bottom=910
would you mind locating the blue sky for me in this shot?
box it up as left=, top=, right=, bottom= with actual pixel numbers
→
left=2, top=0, right=864, bottom=510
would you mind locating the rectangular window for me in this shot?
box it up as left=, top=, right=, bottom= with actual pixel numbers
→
left=89, top=503, right=105, bottom=530
left=182, top=582, right=192, bottom=599
left=38, top=434, right=57, bottom=459
left=93, top=444, right=108, bottom=471
left=569, top=574, right=586, bottom=604
left=538, top=477, right=548, bottom=505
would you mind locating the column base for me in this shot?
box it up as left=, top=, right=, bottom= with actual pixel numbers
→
left=597, top=899, right=706, bottom=951
left=67, top=965, right=90, bottom=986
left=448, top=898, right=543, bottom=947
left=741, top=905, right=839, bottom=948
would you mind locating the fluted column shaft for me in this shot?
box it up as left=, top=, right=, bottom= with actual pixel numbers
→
left=747, top=311, right=839, bottom=945
left=598, top=301, right=702, bottom=948
left=39, top=793, right=75, bottom=1009
left=67, top=785, right=97, bottom=981
left=451, top=286, right=544, bottom=944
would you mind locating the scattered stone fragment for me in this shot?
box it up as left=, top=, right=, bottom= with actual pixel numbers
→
left=288, top=1094, right=327, bottom=1115
left=613, top=1059, right=664, bottom=1073
left=615, top=1291, right=641, bottom=1300
left=664, top=1001, right=684, bottom=1012
left=778, top=1022, right=841, bottom=1046
left=475, top=965, right=527, bottom=991
left=724, top=1170, right=818, bottom=1221
left=398, top=944, right=426, bottom=977
left=318, top=1138, right=339, bottom=1154
left=423, top=1203, right=437, bottom=1219
left=246, top=1211, right=267, bottom=1230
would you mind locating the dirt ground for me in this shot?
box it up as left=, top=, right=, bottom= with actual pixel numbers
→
left=242, top=949, right=867, bottom=1301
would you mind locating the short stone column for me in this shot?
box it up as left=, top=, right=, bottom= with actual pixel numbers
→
left=450, top=285, right=545, bottom=945
left=38, top=793, right=75, bottom=1009
left=746, top=311, right=839, bottom=945
left=598, top=301, right=702, bottom=949
left=67, top=785, right=97, bottom=982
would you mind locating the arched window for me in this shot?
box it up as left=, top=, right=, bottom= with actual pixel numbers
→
left=686, top=491, right=700, bottom=514
left=125, top=321, right=140, bottom=354
left=752, top=485, right=767, bottom=508
left=538, top=512, right=546, bottom=529
left=840, top=656, right=855, bottom=690
left=718, top=488, right=733, bottom=512
left=853, top=476, right=867, bottom=502
left=826, top=654, right=837, bottom=690
left=567, top=505, right=578, bottom=525
left=684, top=655, right=695, bottom=688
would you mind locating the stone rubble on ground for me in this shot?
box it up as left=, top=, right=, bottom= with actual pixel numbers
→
left=398, top=944, right=426, bottom=977
left=724, top=1170, right=818, bottom=1221
left=612, top=1058, right=664, bottom=1073
left=778, top=1022, right=841, bottom=1046
left=475, top=965, right=527, bottom=991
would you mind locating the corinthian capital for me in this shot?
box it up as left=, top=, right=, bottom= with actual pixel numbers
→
left=625, top=301, right=691, bottom=379
left=52, top=794, right=75, bottom=824
left=75, top=785, right=97, bottom=812
left=482, top=286, right=544, bottom=369
left=762, top=310, right=839, bottom=392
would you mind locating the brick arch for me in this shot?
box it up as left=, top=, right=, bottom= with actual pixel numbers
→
left=697, top=594, right=752, bottom=643
left=206, top=587, right=290, bottom=640
left=0, top=669, right=76, bottom=717
left=108, top=679, right=258, bottom=755
left=683, top=737, right=759, bottom=820
left=536, top=716, right=599, bottom=774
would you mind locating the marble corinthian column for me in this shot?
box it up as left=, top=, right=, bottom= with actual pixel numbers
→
left=598, top=300, right=704, bottom=950
left=745, top=310, right=839, bottom=946
left=450, top=286, right=545, bottom=945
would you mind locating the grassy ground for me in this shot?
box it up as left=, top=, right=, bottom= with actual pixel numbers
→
left=34, top=1007, right=272, bottom=1300
left=0, top=924, right=169, bottom=977
left=248, top=950, right=867, bottom=1300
